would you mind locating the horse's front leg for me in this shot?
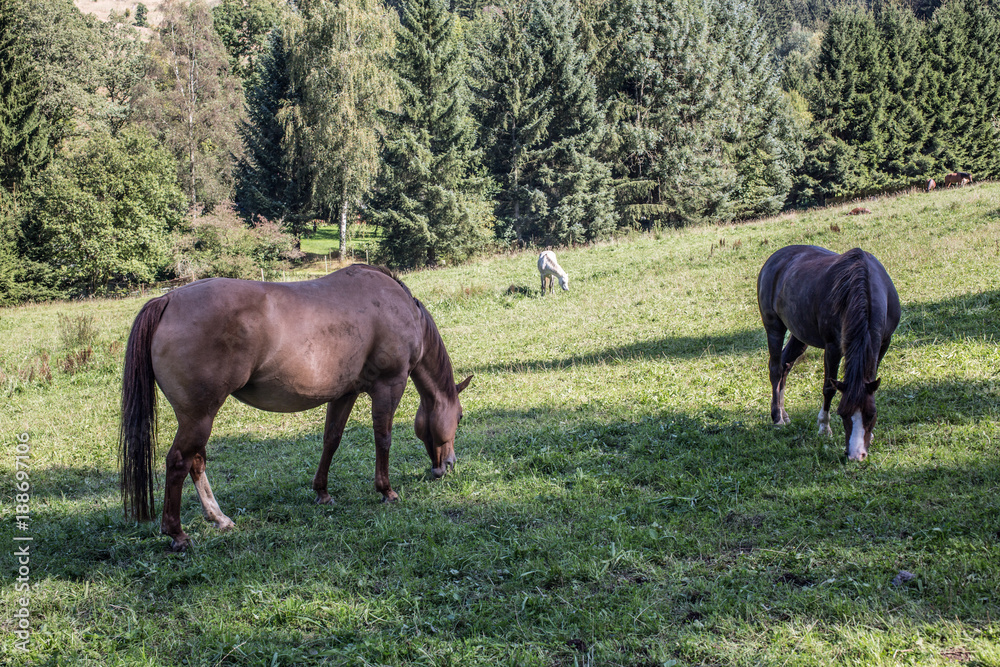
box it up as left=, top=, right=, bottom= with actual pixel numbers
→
left=818, top=345, right=842, bottom=436
left=369, top=379, right=407, bottom=502
left=312, top=393, right=359, bottom=504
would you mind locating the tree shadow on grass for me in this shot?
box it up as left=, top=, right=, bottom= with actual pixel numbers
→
left=895, top=289, right=1000, bottom=346
left=19, top=374, right=1000, bottom=667
left=468, top=327, right=764, bottom=375
left=478, top=287, right=1000, bottom=378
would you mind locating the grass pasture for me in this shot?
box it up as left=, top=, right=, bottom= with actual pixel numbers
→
left=2, top=184, right=1000, bottom=665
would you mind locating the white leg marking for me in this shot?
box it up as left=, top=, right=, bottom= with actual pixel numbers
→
left=194, top=472, right=235, bottom=530
left=847, top=410, right=866, bottom=461
left=817, top=408, right=832, bottom=436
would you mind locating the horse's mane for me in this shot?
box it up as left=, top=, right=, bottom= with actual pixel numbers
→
left=830, top=248, right=876, bottom=412
left=414, top=297, right=458, bottom=401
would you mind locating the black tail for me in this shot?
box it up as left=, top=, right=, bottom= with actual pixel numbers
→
left=119, top=296, right=169, bottom=521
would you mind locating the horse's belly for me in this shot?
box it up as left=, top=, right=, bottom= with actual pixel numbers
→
left=230, top=381, right=342, bottom=413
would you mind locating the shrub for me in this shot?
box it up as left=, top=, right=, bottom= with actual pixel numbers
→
left=172, top=203, right=304, bottom=281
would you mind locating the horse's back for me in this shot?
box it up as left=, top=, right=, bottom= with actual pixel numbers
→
left=759, top=245, right=899, bottom=347
left=151, top=266, right=423, bottom=413
left=757, top=245, right=837, bottom=306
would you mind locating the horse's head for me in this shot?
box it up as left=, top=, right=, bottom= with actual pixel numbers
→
left=415, top=375, right=473, bottom=478
left=558, top=274, right=569, bottom=291
left=835, top=378, right=881, bottom=461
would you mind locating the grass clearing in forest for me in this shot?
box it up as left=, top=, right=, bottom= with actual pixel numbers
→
left=2, top=184, right=999, bottom=665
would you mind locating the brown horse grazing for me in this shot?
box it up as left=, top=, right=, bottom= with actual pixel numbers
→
left=757, top=246, right=900, bottom=461
left=944, top=172, right=973, bottom=187
left=926, top=178, right=936, bottom=192
left=120, top=265, right=472, bottom=551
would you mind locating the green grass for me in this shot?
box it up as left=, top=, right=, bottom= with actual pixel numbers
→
left=298, top=222, right=382, bottom=266
left=2, top=184, right=1000, bottom=666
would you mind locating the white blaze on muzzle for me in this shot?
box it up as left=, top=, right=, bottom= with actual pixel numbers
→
left=847, top=410, right=867, bottom=460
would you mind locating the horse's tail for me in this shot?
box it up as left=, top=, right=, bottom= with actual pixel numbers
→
left=119, top=296, right=169, bottom=521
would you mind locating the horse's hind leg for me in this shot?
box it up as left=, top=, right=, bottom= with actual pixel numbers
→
left=313, top=393, right=359, bottom=505
left=818, top=345, right=842, bottom=436
left=778, top=336, right=808, bottom=423
left=190, top=452, right=234, bottom=531
left=161, top=414, right=217, bottom=551
left=764, top=321, right=793, bottom=425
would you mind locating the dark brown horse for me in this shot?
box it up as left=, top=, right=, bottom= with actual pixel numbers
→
left=120, top=265, right=472, bottom=551
left=757, top=246, right=900, bottom=461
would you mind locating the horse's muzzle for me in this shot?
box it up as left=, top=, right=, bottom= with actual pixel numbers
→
left=431, top=453, right=457, bottom=479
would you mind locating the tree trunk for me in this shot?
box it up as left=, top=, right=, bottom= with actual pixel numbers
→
left=339, top=200, right=349, bottom=263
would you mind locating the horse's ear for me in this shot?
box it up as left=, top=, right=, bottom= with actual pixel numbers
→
left=834, top=380, right=848, bottom=393
left=866, top=378, right=881, bottom=394
left=456, top=375, right=473, bottom=394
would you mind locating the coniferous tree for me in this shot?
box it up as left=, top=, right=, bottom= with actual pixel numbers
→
left=601, top=0, right=799, bottom=225
left=475, top=0, right=616, bottom=245
left=474, top=1, right=550, bottom=243
left=790, top=6, right=878, bottom=205
left=235, top=30, right=308, bottom=231
left=875, top=3, right=930, bottom=184
left=713, top=0, right=803, bottom=219
left=923, top=0, right=1000, bottom=179
left=375, top=0, right=493, bottom=268
left=531, top=0, right=616, bottom=243
left=0, top=0, right=51, bottom=195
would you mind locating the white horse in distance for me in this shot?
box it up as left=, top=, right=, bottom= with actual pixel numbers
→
left=538, top=251, right=569, bottom=294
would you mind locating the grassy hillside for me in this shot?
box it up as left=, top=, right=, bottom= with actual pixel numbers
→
left=2, top=184, right=999, bottom=665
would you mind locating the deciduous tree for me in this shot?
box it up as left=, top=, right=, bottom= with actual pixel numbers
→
left=20, top=131, right=186, bottom=297
left=284, top=0, right=398, bottom=261
left=132, top=0, right=244, bottom=211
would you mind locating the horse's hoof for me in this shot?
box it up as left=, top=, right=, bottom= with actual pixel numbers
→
left=381, top=491, right=399, bottom=503
left=214, top=517, right=235, bottom=531
left=818, top=425, right=833, bottom=437
left=167, top=537, right=189, bottom=552
left=315, top=493, right=334, bottom=505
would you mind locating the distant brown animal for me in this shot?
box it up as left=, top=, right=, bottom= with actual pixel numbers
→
left=944, top=172, right=973, bottom=187
left=848, top=207, right=872, bottom=215
left=925, top=179, right=936, bottom=192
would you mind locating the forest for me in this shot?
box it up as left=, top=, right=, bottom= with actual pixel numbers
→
left=1, top=0, right=998, bottom=303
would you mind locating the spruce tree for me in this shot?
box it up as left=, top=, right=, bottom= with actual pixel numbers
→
left=0, top=0, right=51, bottom=195
left=235, top=30, right=308, bottom=231
left=876, top=3, right=930, bottom=185
left=530, top=0, right=616, bottom=244
left=600, top=0, right=799, bottom=225
left=713, top=0, right=803, bottom=219
left=474, top=0, right=550, bottom=243
left=375, top=0, right=493, bottom=268
left=790, top=6, right=879, bottom=205
left=475, top=0, right=615, bottom=245
left=923, top=0, right=1000, bottom=179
